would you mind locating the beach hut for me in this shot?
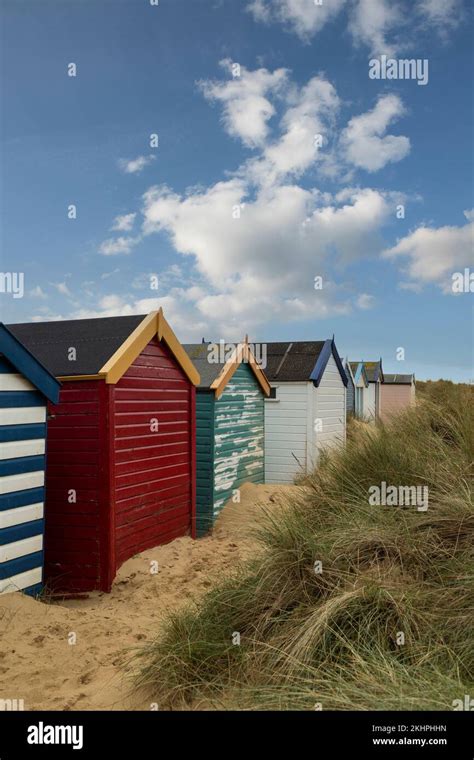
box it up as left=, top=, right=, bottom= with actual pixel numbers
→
left=259, top=340, right=347, bottom=485
left=7, top=310, right=199, bottom=593
left=380, top=374, right=415, bottom=423
left=183, top=340, right=270, bottom=536
left=345, top=360, right=355, bottom=417
left=348, top=361, right=369, bottom=419
left=0, top=324, right=60, bottom=597
left=362, top=360, right=384, bottom=420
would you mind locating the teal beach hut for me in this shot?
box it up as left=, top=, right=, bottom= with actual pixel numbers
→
left=184, top=340, right=271, bottom=536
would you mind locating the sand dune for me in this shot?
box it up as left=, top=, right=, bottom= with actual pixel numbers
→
left=0, top=483, right=295, bottom=711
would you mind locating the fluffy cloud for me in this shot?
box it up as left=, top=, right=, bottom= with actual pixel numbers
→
left=30, top=286, right=47, bottom=299
left=246, top=0, right=346, bottom=42
left=383, top=210, right=473, bottom=291
left=93, top=64, right=413, bottom=334
left=111, top=213, right=136, bottom=231
left=141, top=177, right=397, bottom=331
left=118, top=155, right=156, bottom=174
left=417, top=0, right=463, bottom=33
left=199, top=59, right=288, bottom=148
left=30, top=292, right=211, bottom=340
left=246, top=76, right=340, bottom=187
left=348, top=0, right=403, bottom=57
left=356, top=293, right=376, bottom=309
left=341, top=94, right=410, bottom=172
left=247, top=0, right=464, bottom=52
left=99, top=236, right=140, bottom=256
left=51, top=281, right=72, bottom=296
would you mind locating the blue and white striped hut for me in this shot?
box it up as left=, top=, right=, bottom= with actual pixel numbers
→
left=0, top=324, right=60, bottom=596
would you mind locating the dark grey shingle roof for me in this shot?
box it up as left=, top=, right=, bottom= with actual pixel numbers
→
left=363, top=361, right=382, bottom=383
left=258, top=341, right=326, bottom=382
left=6, top=315, right=146, bottom=376
left=182, top=344, right=227, bottom=388
left=184, top=341, right=327, bottom=386
left=384, top=373, right=414, bottom=384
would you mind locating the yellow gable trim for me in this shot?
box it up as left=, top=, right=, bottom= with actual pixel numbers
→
left=157, top=310, right=201, bottom=386
left=99, top=311, right=158, bottom=384
left=99, top=309, right=200, bottom=386
left=210, top=340, right=271, bottom=400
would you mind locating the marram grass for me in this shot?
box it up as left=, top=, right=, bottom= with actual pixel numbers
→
left=134, top=384, right=473, bottom=710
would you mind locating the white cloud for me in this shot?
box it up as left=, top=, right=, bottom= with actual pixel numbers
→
left=98, top=237, right=140, bottom=256
left=417, top=0, right=463, bottom=34
left=356, top=293, right=376, bottom=309
left=199, top=59, right=288, bottom=148
left=118, top=155, right=156, bottom=174
left=89, top=64, right=413, bottom=335
left=348, top=0, right=403, bottom=56
left=247, top=75, right=340, bottom=186
left=141, top=178, right=398, bottom=331
left=30, top=286, right=47, bottom=299
left=246, top=0, right=271, bottom=22
left=247, top=0, right=346, bottom=42
left=111, top=213, right=136, bottom=231
left=341, top=94, right=410, bottom=172
left=101, top=268, right=121, bottom=279
left=383, top=211, right=474, bottom=291
left=247, top=0, right=464, bottom=52
left=51, top=281, right=72, bottom=296
left=133, top=64, right=412, bottom=333
left=30, top=292, right=210, bottom=341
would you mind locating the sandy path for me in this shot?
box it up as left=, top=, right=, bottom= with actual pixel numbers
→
left=0, top=483, right=296, bottom=711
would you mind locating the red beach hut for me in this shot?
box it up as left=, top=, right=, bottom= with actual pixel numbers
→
left=8, top=310, right=200, bottom=593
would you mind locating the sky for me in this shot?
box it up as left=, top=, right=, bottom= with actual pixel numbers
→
left=0, top=0, right=472, bottom=381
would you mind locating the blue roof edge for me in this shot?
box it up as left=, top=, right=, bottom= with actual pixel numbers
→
left=354, top=361, right=369, bottom=386
left=0, top=323, right=61, bottom=404
left=310, top=338, right=348, bottom=388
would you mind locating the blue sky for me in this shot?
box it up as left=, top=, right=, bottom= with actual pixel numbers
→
left=0, top=0, right=472, bottom=381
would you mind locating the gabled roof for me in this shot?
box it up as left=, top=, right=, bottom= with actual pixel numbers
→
left=7, top=310, right=200, bottom=386
left=349, top=361, right=360, bottom=376
left=384, top=373, right=415, bottom=385
left=183, top=340, right=271, bottom=399
left=345, top=360, right=355, bottom=387
left=309, top=339, right=348, bottom=387
left=363, top=359, right=384, bottom=383
left=349, top=361, right=369, bottom=387
left=251, top=340, right=347, bottom=386
left=0, top=323, right=60, bottom=403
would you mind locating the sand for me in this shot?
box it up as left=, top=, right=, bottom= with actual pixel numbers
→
left=0, top=483, right=297, bottom=711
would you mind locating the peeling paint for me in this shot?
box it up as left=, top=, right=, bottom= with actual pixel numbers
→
left=212, top=366, right=265, bottom=515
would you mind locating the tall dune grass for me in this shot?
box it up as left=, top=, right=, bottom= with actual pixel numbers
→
left=135, top=386, right=473, bottom=710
